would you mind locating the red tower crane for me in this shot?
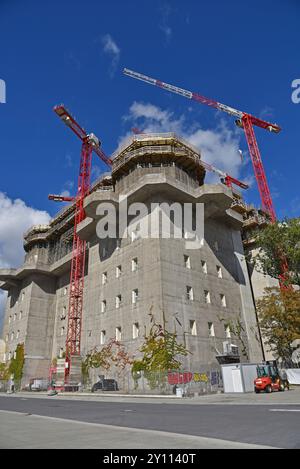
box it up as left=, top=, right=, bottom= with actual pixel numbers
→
left=49, top=105, right=112, bottom=383
left=123, top=68, right=281, bottom=222
left=123, top=69, right=292, bottom=289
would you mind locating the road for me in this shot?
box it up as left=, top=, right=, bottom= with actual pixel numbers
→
left=0, top=392, right=299, bottom=449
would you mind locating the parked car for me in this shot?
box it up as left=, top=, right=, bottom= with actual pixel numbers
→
left=31, top=379, right=48, bottom=391
left=91, top=378, right=118, bottom=392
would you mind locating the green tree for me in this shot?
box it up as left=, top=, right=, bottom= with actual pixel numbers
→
left=8, top=343, right=25, bottom=388
left=0, top=362, right=10, bottom=381
left=83, top=338, right=133, bottom=377
left=252, top=217, right=300, bottom=286
left=256, top=287, right=300, bottom=364
left=132, top=312, right=190, bottom=389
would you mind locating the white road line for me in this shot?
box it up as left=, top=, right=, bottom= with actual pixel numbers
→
left=269, top=409, right=300, bottom=412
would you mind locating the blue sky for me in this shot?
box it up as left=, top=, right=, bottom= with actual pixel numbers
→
left=0, top=0, right=299, bottom=276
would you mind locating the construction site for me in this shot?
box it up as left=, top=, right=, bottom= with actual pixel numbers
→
left=0, top=69, right=282, bottom=393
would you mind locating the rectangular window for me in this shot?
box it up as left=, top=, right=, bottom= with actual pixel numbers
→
left=116, top=326, right=122, bottom=341
left=100, top=330, right=106, bottom=345
left=217, top=265, right=222, bottom=278
left=13, top=313, right=17, bottom=321
left=184, top=255, right=191, bottom=269
left=101, top=300, right=107, bottom=313
left=189, top=320, right=197, bottom=336
left=132, top=258, right=138, bottom=272
left=63, top=287, right=68, bottom=296
left=16, top=330, right=20, bottom=339
left=225, top=325, right=231, bottom=339
left=21, top=292, right=25, bottom=302
left=132, top=289, right=139, bottom=304
left=208, top=322, right=215, bottom=337
left=132, top=322, right=139, bottom=339
left=131, top=230, right=141, bottom=242
left=201, top=260, right=207, bottom=274
left=186, top=286, right=194, bottom=301
left=220, top=294, right=227, bottom=307
left=102, top=272, right=107, bottom=285
left=116, top=265, right=122, bottom=278
left=204, top=290, right=211, bottom=304
left=60, top=327, right=65, bottom=336
left=116, top=295, right=122, bottom=309
left=60, top=306, right=66, bottom=320
left=19, top=311, right=23, bottom=320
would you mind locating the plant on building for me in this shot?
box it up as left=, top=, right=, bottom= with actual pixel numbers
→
left=131, top=311, right=190, bottom=390
left=82, top=338, right=134, bottom=384
left=8, top=343, right=25, bottom=388
left=218, top=314, right=249, bottom=360
left=0, top=362, right=10, bottom=381
left=51, top=357, right=57, bottom=367
left=251, top=217, right=300, bottom=287
left=256, top=287, right=300, bottom=365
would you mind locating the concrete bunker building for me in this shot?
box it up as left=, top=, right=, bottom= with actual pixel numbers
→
left=0, top=133, right=264, bottom=386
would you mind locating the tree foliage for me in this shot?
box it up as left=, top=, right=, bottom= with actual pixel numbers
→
left=8, top=343, right=25, bottom=384
left=256, top=287, right=300, bottom=364
left=83, top=338, right=133, bottom=375
left=131, top=312, right=190, bottom=389
left=0, top=362, right=10, bottom=380
left=252, top=217, right=300, bottom=286
left=218, top=314, right=251, bottom=360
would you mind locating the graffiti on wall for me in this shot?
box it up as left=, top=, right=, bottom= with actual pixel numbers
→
left=167, top=371, right=222, bottom=386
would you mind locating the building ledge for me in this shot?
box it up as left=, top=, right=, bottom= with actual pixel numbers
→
left=0, top=262, right=54, bottom=290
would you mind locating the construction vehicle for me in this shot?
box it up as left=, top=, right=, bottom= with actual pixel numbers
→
left=254, top=361, right=287, bottom=393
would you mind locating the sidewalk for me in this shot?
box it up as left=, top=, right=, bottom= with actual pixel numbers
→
left=2, top=386, right=300, bottom=405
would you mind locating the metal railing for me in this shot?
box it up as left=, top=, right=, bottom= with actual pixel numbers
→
left=113, top=144, right=202, bottom=173
left=112, top=132, right=202, bottom=162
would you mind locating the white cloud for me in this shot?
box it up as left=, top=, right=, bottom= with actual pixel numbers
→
left=122, top=101, right=244, bottom=178
left=159, top=3, right=173, bottom=44
left=101, top=34, right=120, bottom=77
left=59, top=180, right=74, bottom=198
left=0, top=192, right=50, bottom=269
left=0, top=193, right=51, bottom=332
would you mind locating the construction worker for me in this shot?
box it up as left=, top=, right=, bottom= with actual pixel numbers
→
left=279, top=368, right=290, bottom=390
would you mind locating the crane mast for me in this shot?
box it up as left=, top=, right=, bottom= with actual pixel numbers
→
left=50, top=105, right=112, bottom=384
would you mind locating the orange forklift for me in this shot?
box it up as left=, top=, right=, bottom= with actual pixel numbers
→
left=254, top=361, right=288, bottom=394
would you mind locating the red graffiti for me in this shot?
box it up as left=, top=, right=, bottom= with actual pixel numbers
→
left=168, top=372, right=193, bottom=385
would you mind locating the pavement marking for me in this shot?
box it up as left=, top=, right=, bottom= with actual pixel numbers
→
left=269, top=409, right=300, bottom=413
left=0, top=409, right=276, bottom=449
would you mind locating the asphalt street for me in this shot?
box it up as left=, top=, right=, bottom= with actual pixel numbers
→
left=0, top=394, right=299, bottom=448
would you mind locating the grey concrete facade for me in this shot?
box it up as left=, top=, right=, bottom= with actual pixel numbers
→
left=0, top=133, right=263, bottom=387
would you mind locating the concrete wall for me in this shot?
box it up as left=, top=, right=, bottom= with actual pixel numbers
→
left=0, top=137, right=264, bottom=387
